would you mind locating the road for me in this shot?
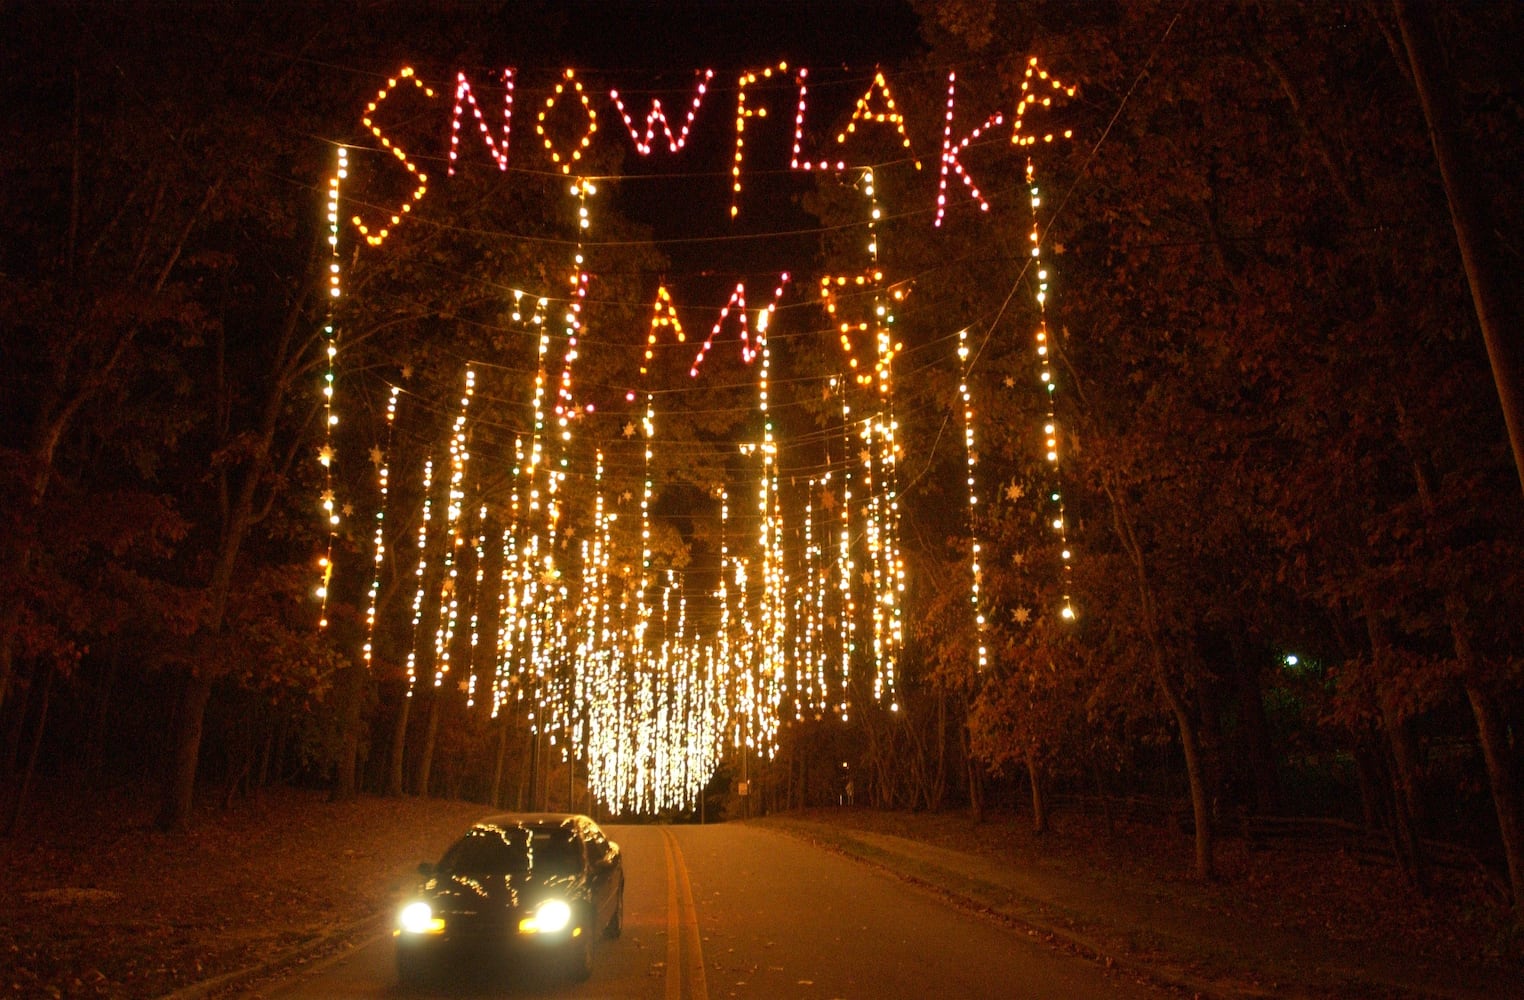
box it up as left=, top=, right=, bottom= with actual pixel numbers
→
left=251, top=822, right=1166, bottom=999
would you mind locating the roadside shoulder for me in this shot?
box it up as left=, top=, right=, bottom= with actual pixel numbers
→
left=757, top=812, right=1515, bottom=1000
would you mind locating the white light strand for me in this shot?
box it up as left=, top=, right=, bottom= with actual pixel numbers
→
left=404, top=455, right=436, bottom=696
left=431, top=368, right=475, bottom=688
left=361, top=385, right=400, bottom=671
left=1027, top=160, right=1076, bottom=621
left=957, top=331, right=988, bottom=670
left=314, top=145, right=347, bottom=627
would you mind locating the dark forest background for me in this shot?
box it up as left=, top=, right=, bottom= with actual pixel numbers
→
left=1, top=0, right=1521, bottom=914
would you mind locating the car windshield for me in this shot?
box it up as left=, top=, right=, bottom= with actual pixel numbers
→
left=528, top=827, right=583, bottom=875
left=438, top=826, right=532, bottom=876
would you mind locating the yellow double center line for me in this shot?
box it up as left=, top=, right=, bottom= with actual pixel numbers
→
left=659, top=826, right=708, bottom=1000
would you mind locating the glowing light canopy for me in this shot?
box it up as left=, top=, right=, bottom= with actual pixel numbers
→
left=323, top=55, right=1083, bottom=815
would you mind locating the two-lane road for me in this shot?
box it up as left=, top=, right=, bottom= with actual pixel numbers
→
left=251, top=822, right=1165, bottom=999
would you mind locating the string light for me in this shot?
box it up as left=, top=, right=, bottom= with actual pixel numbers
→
left=836, top=378, right=855, bottom=722
left=361, top=386, right=401, bottom=670
left=846, top=170, right=904, bottom=709
left=787, top=67, right=840, bottom=171
left=731, top=62, right=789, bottom=218
left=1011, top=56, right=1077, bottom=147
left=537, top=69, right=599, bottom=175
left=1026, top=160, right=1076, bottom=621
left=935, top=70, right=1005, bottom=227
left=642, top=285, right=686, bottom=375
left=350, top=60, right=1071, bottom=233
left=449, top=69, right=514, bottom=174
left=687, top=277, right=786, bottom=377
left=463, top=495, right=487, bottom=709
left=836, top=71, right=920, bottom=168
left=314, top=145, right=347, bottom=628
left=610, top=70, right=714, bottom=154
left=796, top=479, right=819, bottom=719
left=354, top=68, right=434, bottom=246
left=334, top=59, right=1089, bottom=815
left=755, top=280, right=788, bottom=754
left=404, top=455, right=436, bottom=696
left=957, top=331, right=988, bottom=670
left=432, top=368, right=475, bottom=688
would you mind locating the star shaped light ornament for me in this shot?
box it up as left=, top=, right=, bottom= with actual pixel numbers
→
left=1004, top=375, right=1016, bottom=388
left=1013, top=606, right=1031, bottom=624
left=369, top=446, right=384, bottom=467
left=622, top=422, right=637, bottom=438
left=1005, top=482, right=1025, bottom=502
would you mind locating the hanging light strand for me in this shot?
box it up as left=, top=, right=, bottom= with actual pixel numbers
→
left=863, top=170, right=903, bottom=709
left=1027, top=160, right=1076, bottom=621
left=361, top=385, right=401, bottom=671
left=957, top=331, right=988, bottom=669
left=404, top=455, right=436, bottom=696
left=432, top=368, right=475, bottom=688
left=314, top=145, right=348, bottom=627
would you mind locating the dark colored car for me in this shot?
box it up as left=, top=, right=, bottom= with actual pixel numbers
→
left=394, top=813, right=623, bottom=985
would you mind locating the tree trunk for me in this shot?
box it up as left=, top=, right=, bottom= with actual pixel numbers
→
left=154, top=222, right=320, bottom=831
left=520, top=727, right=536, bottom=811
left=1026, top=753, right=1048, bottom=834
left=84, top=646, right=120, bottom=781
left=1195, top=667, right=1226, bottom=826
left=388, top=689, right=411, bottom=797
left=415, top=689, right=441, bottom=797
left=1353, top=738, right=1385, bottom=829
left=964, top=725, right=984, bottom=823
left=1362, top=600, right=1426, bottom=895
left=1379, top=699, right=1427, bottom=892
left=1, top=663, right=32, bottom=775
left=1393, top=0, right=1524, bottom=499
left=4, top=660, right=54, bottom=836
left=329, top=661, right=367, bottom=803
left=1163, top=675, right=1215, bottom=879
left=489, top=715, right=509, bottom=808
left=1093, top=760, right=1114, bottom=836
left=1105, top=482, right=1215, bottom=879
left=1465, top=683, right=1523, bottom=911
left=930, top=686, right=948, bottom=811
left=156, top=671, right=213, bottom=831
left=257, top=724, right=274, bottom=789
left=1405, top=445, right=1524, bottom=911
left=1229, top=631, right=1280, bottom=814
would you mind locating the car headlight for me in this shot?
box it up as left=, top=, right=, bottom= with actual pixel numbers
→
left=518, top=898, right=573, bottom=934
left=398, top=901, right=445, bottom=935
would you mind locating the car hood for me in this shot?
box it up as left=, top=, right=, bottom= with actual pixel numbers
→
left=422, top=870, right=582, bottom=912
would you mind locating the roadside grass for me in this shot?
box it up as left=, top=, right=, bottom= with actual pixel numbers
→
left=760, top=806, right=1522, bottom=1000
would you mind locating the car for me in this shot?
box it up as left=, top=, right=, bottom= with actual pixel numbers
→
left=394, top=812, right=623, bottom=985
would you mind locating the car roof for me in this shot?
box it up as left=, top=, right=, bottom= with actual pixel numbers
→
left=471, top=812, right=596, bottom=831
